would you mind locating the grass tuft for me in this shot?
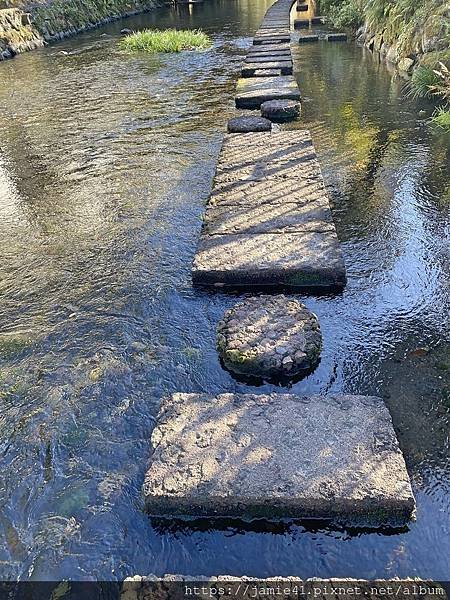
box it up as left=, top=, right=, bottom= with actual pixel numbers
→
left=431, top=107, right=450, bottom=132
left=119, top=28, right=212, bottom=53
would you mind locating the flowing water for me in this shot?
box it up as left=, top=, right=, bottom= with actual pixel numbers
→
left=0, top=0, right=449, bottom=581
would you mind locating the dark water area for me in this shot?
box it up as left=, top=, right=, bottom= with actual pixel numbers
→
left=0, top=0, right=449, bottom=581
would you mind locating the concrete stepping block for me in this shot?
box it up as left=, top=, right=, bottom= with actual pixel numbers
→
left=143, top=392, right=416, bottom=526
left=244, top=53, right=291, bottom=62
left=227, top=115, right=272, bottom=133
left=299, top=34, right=319, bottom=43
left=192, top=230, right=346, bottom=290
left=235, top=76, right=300, bottom=108
left=311, top=15, right=325, bottom=24
left=242, top=62, right=293, bottom=76
left=261, top=99, right=301, bottom=121
left=247, top=68, right=283, bottom=77
left=327, top=32, right=348, bottom=41
left=247, top=46, right=291, bottom=55
left=203, top=197, right=334, bottom=235
left=297, top=3, right=308, bottom=10
left=294, top=19, right=310, bottom=28
left=217, top=295, right=322, bottom=379
left=253, top=35, right=291, bottom=45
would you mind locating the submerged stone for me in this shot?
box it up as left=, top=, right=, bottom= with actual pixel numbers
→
left=217, top=295, right=322, bottom=379
left=227, top=115, right=272, bottom=133
left=326, top=33, right=347, bottom=41
left=143, top=392, right=416, bottom=527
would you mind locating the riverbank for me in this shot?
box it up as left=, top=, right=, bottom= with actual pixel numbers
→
left=318, top=0, right=449, bottom=74
left=0, top=0, right=161, bottom=59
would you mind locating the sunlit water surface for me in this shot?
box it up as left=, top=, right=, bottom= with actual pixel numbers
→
left=0, top=0, right=449, bottom=581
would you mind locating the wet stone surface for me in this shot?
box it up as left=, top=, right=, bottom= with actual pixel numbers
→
left=217, top=295, right=322, bottom=379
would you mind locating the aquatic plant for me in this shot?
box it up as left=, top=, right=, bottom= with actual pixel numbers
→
left=119, top=28, right=211, bottom=53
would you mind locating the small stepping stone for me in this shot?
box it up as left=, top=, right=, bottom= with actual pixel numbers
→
left=261, top=99, right=301, bottom=121
left=299, top=34, right=319, bottom=43
left=297, top=3, right=308, bottom=10
left=294, top=19, right=310, bottom=28
left=327, top=32, right=347, bottom=41
left=253, top=35, right=291, bottom=45
left=235, top=76, right=300, bottom=109
left=217, top=295, right=322, bottom=380
left=227, top=115, right=272, bottom=133
left=244, top=53, right=291, bottom=62
left=143, top=392, right=416, bottom=527
left=242, top=61, right=292, bottom=76
left=311, top=15, right=325, bottom=24
left=248, top=68, right=283, bottom=77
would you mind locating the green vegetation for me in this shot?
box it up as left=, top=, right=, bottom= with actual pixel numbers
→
left=119, top=28, right=211, bottom=53
left=409, top=63, right=450, bottom=132
left=30, top=0, right=159, bottom=36
left=320, top=0, right=364, bottom=29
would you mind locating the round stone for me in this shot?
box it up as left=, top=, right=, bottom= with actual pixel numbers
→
left=260, top=99, right=301, bottom=122
left=217, top=295, right=322, bottom=380
left=227, top=115, right=272, bottom=133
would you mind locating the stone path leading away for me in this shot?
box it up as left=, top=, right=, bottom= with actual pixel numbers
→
left=143, top=393, right=416, bottom=527
left=192, top=131, right=346, bottom=291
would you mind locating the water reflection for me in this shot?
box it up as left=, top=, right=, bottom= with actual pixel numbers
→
left=0, top=0, right=449, bottom=581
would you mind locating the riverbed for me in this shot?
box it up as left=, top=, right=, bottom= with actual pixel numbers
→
left=0, top=0, right=449, bottom=581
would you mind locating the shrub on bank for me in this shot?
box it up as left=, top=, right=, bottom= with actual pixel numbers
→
left=119, top=28, right=211, bottom=53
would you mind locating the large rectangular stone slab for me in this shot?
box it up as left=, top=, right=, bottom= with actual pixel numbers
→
left=244, top=53, right=292, bottom=62
left=235, top=76, right=300, bottom=108
left=143, top=393, right=416, bottom=527
left=253, top=35, right=291, bottom=45
left=202, top=198, right=335, bottom=235
left=192, top=231, right=346, bottom=289
left=242, top=61, right=293, bottom=76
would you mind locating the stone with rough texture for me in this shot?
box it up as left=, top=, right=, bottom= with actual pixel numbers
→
left=235, top=76, right=300, bottom=108
left=253, top=35, right=291, bottom=45
left=261, top=99, right=301, bottom=121
left=299, top=34, right=319, bottom=43
left=242, top=61, right=292, bottom=76
left=217, top=295, right=322, bottom=379
left=143, top=392, right=416, bottom=526
left=327, top=33, right=347, bottom=42
left=192, top=131, right=346, bottom=292
left=227, top=115, right=272, bottom=133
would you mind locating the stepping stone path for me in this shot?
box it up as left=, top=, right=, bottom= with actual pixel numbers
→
left=143, top=392, right=416, bottom=526
left=140, top=0, right=415, bottom=543
left=235, top=76, right=300, bottom=108
left=192, top=130, right=346, bottom=291
left=227, top=115, right=272, bottom=133
left=217, top=296, right=322, bottom=380
left=261, top=99, right=301, bottom=121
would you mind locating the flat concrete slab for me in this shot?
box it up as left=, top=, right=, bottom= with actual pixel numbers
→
left=246, top=68, right=283, bottom=77
left=253, top=35, right=291, bottom=45
left=235, top=76, right=300, bottom=108
left=247, top=43, right=290, bottom=53
left=247, top=49, right=292, bottom=58
left=193, top=131, right=346, bottom=291
left=299, top=34, right=319, bottom=43
left=227, top=115, right=272, bottom=133
left=143, top=393, right=416, bottom=526
left=244, top=54, right=292, bottom=62
left=203, top=198, right=334, bottom=235
left=192, top=231, right=346, bottom=289
left=242, top=61, right=293, bottom=76
left=327, top=32, right=348, bottom=41
left=311, top=15, right=326, bottom=24
left=294, top=19, right=310, bottom=28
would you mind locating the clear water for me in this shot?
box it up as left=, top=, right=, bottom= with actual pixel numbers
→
left=0, top=0, right=449, bottom=581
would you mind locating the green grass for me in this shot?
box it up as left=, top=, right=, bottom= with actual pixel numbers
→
left=408, top=65, right=442, bottom=98
left=431, top=107, right=450, bottom=132
left=119, top=28, right=211, bottom=53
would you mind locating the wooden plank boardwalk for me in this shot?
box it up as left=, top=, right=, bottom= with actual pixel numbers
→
left=192, top=131, right=346, bottom=292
